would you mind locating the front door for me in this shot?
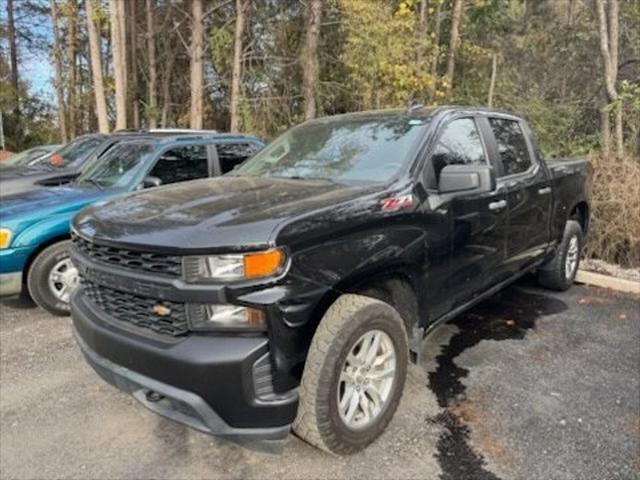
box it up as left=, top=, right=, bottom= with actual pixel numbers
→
left=421, top=117, right=508, bottom=321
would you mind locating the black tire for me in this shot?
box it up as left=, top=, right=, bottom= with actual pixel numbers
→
left=537, top=220, right=583, bottom=291
left=27, top=240, right=75, bottom=316
left=293, top=294, right=408, bottom=455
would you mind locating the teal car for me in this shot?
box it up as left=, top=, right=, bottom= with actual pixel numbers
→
left=0, top=133, right=263, bottom=315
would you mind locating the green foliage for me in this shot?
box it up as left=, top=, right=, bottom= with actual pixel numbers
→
left=338, top=0, right=440, bottom=110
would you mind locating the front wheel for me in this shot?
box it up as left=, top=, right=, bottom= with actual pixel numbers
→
left=293, top=294, right=408, bottom=455
left=27, top=240, right=78, bottom=316
left=537, top=220, right=583, bottom=291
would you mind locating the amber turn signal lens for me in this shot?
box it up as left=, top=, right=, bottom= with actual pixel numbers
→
left=243, top=249, right=285, bottom=278
left=0, top=228, right=12, bottom=250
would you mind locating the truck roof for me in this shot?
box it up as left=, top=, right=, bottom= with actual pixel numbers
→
left=307, top=105, right=525, bottom=124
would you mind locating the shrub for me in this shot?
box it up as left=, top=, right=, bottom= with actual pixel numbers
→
left=583, top=154, right=640, bottom=268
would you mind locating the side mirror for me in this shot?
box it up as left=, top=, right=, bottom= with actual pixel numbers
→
left=141, top=176, right=162, bottom=189
left=438, top=164, right=496, bottom=194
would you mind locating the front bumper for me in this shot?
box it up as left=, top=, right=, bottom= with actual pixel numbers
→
left=0, top=271, right=22, bottom=296
left=0, top=246, right=32, bottom=297
left=72, top=292, right=298, bottom=452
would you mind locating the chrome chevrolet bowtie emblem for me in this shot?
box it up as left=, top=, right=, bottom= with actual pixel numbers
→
left=152, top=304, right=171, bottom=317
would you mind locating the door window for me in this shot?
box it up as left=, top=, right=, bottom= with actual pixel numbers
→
left=488, top=118, right=532, bottom=176
left=217, top=143, right=261, bottom=174
left=149, top=145, right=209, bottom=185
left=431, top=118, right=486, bottom=180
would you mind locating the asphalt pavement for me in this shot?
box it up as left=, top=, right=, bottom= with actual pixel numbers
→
left=1, top=278, right=638, bottom=480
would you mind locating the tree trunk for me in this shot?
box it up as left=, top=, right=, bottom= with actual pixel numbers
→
left=416, top=0, right=427, bottom=74
left=6, top=0, right=20, bottom=121
left=595, top=0, right=623, bottom=157
left=51, top=0, right=69, bottom=142
left=86, top=0, right=109, bottom=133
left=110, top=0, right=127, bottom=130
left=146, top=0, right=158, bottom=128
left=445, top=0, right=464, bottom=100
left=430, top=0, right=442, bottom=99
left=129, top=0, right=140, bottom=129
left=487, top=53, right=497, bottom=107
left=190, top=0, right=205, bottom=129
left=67, top=0, right=78, bottom=138
left=600, top=107, right=611, bottom=159
left=302, top=0, right=322, bottom=120
left=161, top=48, right=176, bottom=128
left=230, top=0, right=248, bottom=132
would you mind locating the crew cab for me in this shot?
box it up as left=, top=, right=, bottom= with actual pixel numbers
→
left=0, top=133, right=263, bottom=315
left=70, top=107, right=591, bottom=454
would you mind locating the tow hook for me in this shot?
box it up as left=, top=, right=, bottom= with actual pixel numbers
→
left=145, top=390, right=165, bottom=403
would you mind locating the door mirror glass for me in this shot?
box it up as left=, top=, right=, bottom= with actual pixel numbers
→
left=439, top=165, right=495, bottom=194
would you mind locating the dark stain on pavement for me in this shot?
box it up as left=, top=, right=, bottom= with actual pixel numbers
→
left=427, top=288, right=568, bottom=480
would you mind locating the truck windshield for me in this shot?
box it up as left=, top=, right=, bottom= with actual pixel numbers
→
left=48, top=136, right=105, bottom=169
left=77, top=142, right=155, bottom=189
left=234, top=116, right=428, bottom=183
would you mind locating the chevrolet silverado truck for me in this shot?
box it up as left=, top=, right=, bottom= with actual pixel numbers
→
left=0, top=133, right=263, bottom=315
left=70, top=106, right=591, bottom=454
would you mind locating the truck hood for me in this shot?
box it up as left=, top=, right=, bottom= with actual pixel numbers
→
left=74, top=176, right=376, bottom=252
left=0, top=184, right=121, bottom=222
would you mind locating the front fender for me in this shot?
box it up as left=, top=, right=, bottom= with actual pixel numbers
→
left=12, top=212, right=74, bottom=249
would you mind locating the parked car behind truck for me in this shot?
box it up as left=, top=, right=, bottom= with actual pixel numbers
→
left=0, top=133, right=263, bottom=315
left=70, top=106, right=591, bottom=454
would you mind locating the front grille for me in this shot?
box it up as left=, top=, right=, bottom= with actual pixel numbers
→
left=72, top=233, right=182, bottom=277
left=81, top=279, right=189, bottom=337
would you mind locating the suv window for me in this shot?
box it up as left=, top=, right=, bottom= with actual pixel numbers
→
left=217, top=143, right=260, bottom=174
left=149, top=144, right=209, bottom=185
left=488, top=118, right=532, bottom=176
left=431, top=118, right=486, bottom=180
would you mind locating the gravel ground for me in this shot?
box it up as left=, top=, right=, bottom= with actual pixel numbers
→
left=0, top=278, right=638, bottom=480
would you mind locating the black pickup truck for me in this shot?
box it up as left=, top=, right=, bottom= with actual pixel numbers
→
left=70, top=106, right=591, bottom=454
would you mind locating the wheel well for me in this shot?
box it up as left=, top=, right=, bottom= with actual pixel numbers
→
left=344, top=273, right=421, bottom=337
left=22, top=235, right=70, bottom=285
left=569, top=201, right=589, bottom=233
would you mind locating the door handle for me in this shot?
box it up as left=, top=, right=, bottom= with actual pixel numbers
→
left=488, top=200, right=507, bottom=211
left=538, top=186, right=552, bottom=195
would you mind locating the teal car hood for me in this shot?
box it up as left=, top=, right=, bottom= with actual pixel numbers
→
left=0, top=185, right=125, bottom=224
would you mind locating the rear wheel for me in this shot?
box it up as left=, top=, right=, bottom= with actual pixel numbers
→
left=293, top=294, right=408, bottom=455
left=537, top=220, right=583, bottom=291
left=27, top=241, right=78, bottom=316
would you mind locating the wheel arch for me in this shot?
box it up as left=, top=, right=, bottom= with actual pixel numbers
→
left=22, top=234, right=71, bottom=285
left=569, top=201, right=590, bottom=234
left=308, top=266, right=424, bottom=346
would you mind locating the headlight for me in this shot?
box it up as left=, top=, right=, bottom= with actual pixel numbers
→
left=187, top=304, right=266, bottom=331
left=0, top=228, right=12, bottom=249
left=184, top=248, right=286, bottom=282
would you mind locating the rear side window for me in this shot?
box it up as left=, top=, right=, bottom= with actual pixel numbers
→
left=217, top=143, right=260, bottom=174
left=488, top=118, right=532, bottom=176
left=431, top=118, right=486, bottom=180
left=149, top=145, right=209, bottom=185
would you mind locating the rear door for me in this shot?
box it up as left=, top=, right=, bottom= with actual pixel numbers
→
left=147, top=143, right=211, bottom=185
left=214, top=141, right=263, bottom=174
left=484, top=116, right=553, bottom=274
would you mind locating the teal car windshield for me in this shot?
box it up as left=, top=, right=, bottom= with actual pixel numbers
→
left=234, top=116, right=427, bottom=183
left=77, top=142, right=155, bottom=189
